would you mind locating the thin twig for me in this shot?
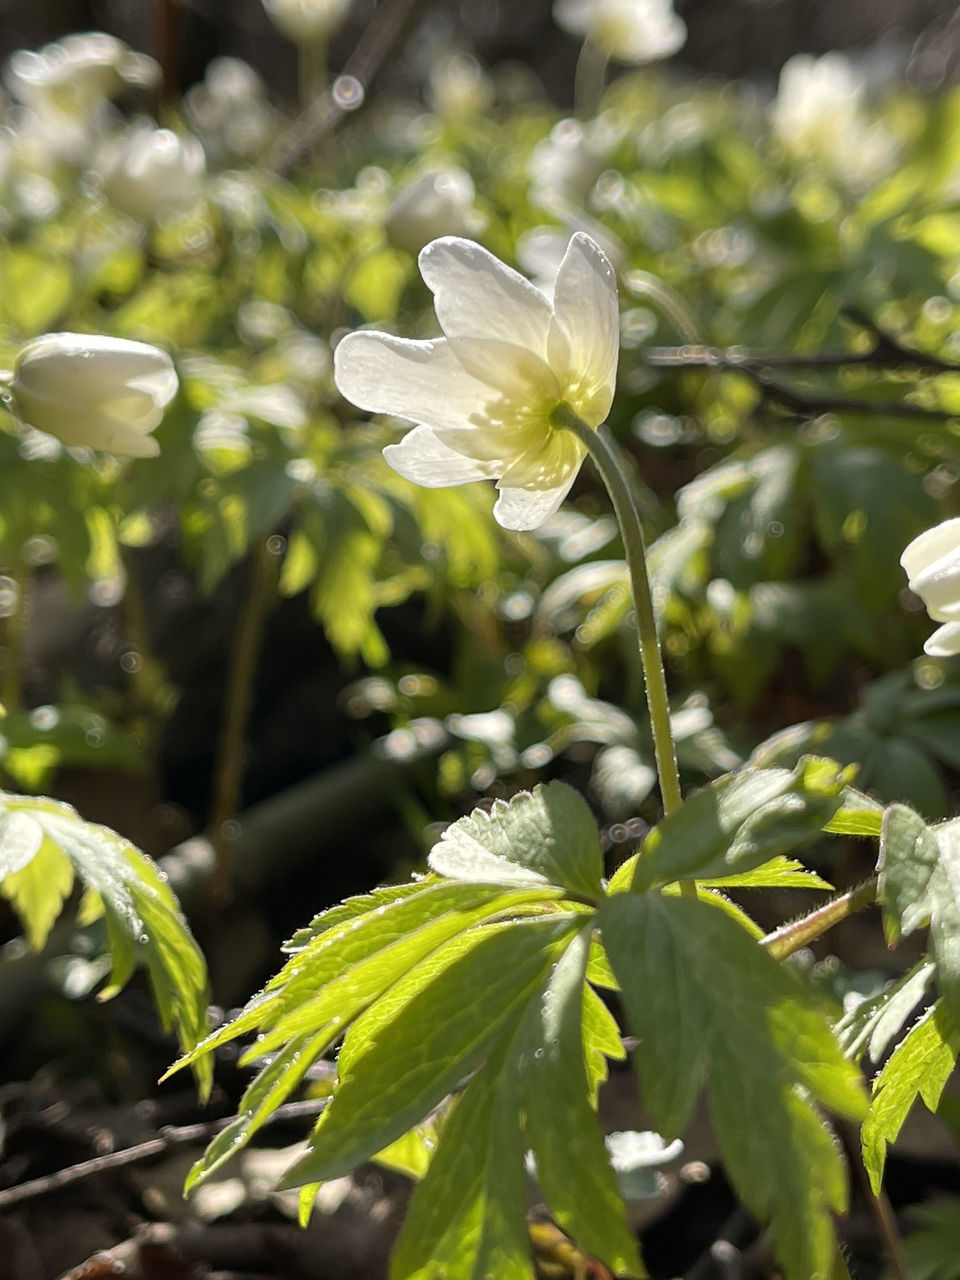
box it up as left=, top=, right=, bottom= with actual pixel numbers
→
left=761, top=877, right=879, bottom=961
left=0, top=1098, right=326, bottom=1211
left=270, top=0, right=428, bottom=174
left=838, top=1122, right=910, bottom=1280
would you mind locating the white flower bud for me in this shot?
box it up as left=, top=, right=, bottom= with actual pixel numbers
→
left=99, top=123, right=206, bottom=223
left=384, top=170, right=482, bottom=257
left=10, top=332, right=178, bottom=457
left=261, top=0, right=353, bottom=44
left=553, top=0, right=686, bottom=65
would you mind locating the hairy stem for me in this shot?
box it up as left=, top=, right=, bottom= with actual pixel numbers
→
left=207, top=538, right=281, bottom=903
left=761, top=876, right=879, bottom=961
left=554, top=406, right=682, bottom=823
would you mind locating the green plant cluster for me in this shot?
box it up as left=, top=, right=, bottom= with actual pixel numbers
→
left=4, top=26, right=960, bottom=1280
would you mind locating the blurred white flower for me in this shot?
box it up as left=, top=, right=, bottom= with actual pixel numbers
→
left=517, top=220, right=625, bottom=296
left=99, top=122, right=206, bottom=222
left=10, top=332, right=177, bottom=457
left=384, top=169, right=485, bottom=256
left=528, top=117, right=615, bottom=209
left=5, top=32, right=158, bottom=115
left=901, top=519, right=960, bottom=657
left=426, top=52, right=494, bottom=118
left=334, top=233, right=619, bottom=531
left=554, top=0, right=686, bottom=65
left=772, top=52, right=896, bottom=188
left=183, top=57, right=276, bottom=163
left=262, top=0, right=353, bottom=43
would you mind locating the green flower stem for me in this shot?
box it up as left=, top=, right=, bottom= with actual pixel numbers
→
left=554, top=405, right=682, bottom=820
left=298, top=37, right=327, bottom=111
left=2, top=557, right=27, bottom=714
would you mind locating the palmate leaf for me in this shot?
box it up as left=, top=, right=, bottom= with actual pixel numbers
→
left=837, top=961, right=936, bottom=1063
left=599, top=891, right=866, bottom=1280
left=0, top=792, right=211, bottom=1095
left=280, top=915, right=583, bottom=1187
left=628, top=757, right=851, bottom=892
left=428, top=780, right=604, bottom=901
left=879, top=805, right=960, bottom=1029
left=861, top=1001, right=960, bottom=1193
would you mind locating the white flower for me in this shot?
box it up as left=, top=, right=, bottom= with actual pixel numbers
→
left=553, top=0, right=686, bottom=65
left=901, top=519, right=960, bottom=657
left=333, top=233, right=619, bottom=531
left=772, top=53, right=896, bottom=188
left=384, top=170, right=484, bottom=256
left=10, top=333, right=178, bottom=458
left=261, top=0, right=353, bottom=43
left=528, top=118, right=611, bottom=209
left=5, top=32, right=158, bottom=115
left=99, top=122, right=206, bottom=222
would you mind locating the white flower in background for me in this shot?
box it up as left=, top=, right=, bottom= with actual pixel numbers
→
left=9, top=333, right=178, bottom=457
left=528, top=117, right=615, bottom=209
left=261, top=0, right=353, bottom=43
left=516, top=220, right=625, bottom=296
left=99, top=122, right=206, bottom=222
left=772, top=52, right=896, bottom=188
left=901, top=519, right=960, bottom=657
left=426, top=52, right=494, bottom=118
left=384, top=169, right=485, bottom=256
left=5, top=32, right=158, bottom=115
left=554, top=0, right=686, bottom=65
left=183, top=57, right=275, bottom=162
left=334, top=233, right=619, bottom=531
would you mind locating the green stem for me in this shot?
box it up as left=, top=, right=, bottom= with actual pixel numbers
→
left=554, top=405, right=682, bottom=820
left=207, top=537, right=280, bottom=903
left=761, top=876, right=879, bottom=961
left=298, top=37, right=327, bottom=111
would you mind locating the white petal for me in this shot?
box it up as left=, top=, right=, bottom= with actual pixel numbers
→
left=493, top=474, right=579, bottom=531
left=548, top=232, right=619, bottom=425
left=333, top=331, right=491, bottom=431
left=901, top=518, right=960, bottom=578
left=383, top=424, right=497, bottom=487
left=924, top=622, right=960, bottom=657
left=447, top=336, right=561, bottom=403
left=418, top=237, right=553, bottom=358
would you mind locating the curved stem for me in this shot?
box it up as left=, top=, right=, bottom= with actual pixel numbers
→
left=761, top=876, right=879, bottom=961
left=554, top=405, right=682, bottom=819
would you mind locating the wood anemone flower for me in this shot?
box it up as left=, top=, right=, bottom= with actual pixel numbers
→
left=11, top=332, right=177, bottom=458
left=333, top=233, right=620, bottom=531
left=902, top=518, right=960, bottom=656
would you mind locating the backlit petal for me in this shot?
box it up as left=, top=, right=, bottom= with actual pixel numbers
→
left=333, top=330, right=491, bottom=431
left=383, top=424, right=497, bottom=487
left=548, top=232, right=619, bottom=425
left=900, top=518, right=960, bottom=579
left=493, top=475, right=579, bottom=530
left=924, top=622, right=960, bottom=657
left=419, top=237, right=553, bottom=357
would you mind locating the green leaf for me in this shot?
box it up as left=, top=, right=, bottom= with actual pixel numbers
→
left=0, top=793, right=211, bottom=1096
left=522, top=930, right=643, bottom=1278
left=186, top=1028, right=330, bottom=1191
left=429, top=782, right=604, bottom=901
left=582, top=982, right=625, bottom=1105
left=0, top=835, right=74, bottom=949
left=879, top=803, right=940, bottom=942
left=172, top=881, right=559, bottom=1073
left=928, top=821, right=960, bottom=1031
left=822, top=789, right=883, bottom=837
left=861, top=1001, right=960, bottom=1194
left=280, top=915, right=581, bottom=1186
left=695, top=856, right=833, bottom=891
left=599, top=892, right=865, bottom=1280
left=836, top=961, right=936, bottom=1063
left=630, top=758, right=850, bottom=892
left=389, top=1028, right=533, bottom=1280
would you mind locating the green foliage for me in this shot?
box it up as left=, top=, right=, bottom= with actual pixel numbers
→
left=174, top=780, right=872, bottom=1278
left=0, top=791, right=211, bottom=1095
